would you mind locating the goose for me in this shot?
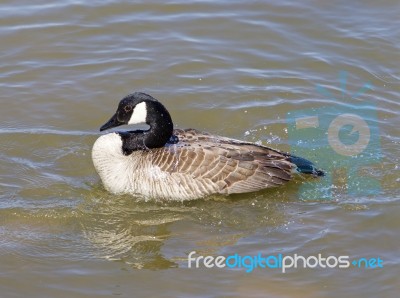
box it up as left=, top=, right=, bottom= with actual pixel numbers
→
left=92, top=92, right=324, bottom=201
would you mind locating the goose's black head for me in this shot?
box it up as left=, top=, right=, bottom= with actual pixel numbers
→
left=100, top=92, right=175, bottom=151
left=100, top=92, right=160, bottom=131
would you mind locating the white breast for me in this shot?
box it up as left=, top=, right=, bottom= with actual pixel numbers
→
left=92, top=133, right=217, bottom=200
left=92, top=133, right=135, bottom=194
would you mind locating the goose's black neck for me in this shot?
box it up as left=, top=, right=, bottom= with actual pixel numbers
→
left=118, top=101, right=175, bottom=155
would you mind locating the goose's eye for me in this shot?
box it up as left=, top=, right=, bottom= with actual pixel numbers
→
left=124, top=105, right=132, bottom=113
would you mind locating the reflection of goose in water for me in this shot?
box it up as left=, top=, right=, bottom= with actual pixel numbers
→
left=80, top=188, right=287, bottom=269
left=92, top=92, right=323, bottom=200
left=80, top=191, right=181, bottom=269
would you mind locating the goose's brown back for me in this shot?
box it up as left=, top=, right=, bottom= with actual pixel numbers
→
left=142, top=128, right=296, bottom=196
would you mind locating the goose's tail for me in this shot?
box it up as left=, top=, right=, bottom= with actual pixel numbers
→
left=288, top=155, right=325, bottom=177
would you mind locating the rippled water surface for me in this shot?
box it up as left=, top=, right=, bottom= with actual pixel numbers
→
left=1, top=1, right=399, bottom=297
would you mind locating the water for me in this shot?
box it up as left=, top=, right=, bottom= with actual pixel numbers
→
left=1, top=1, right=399, bottom=297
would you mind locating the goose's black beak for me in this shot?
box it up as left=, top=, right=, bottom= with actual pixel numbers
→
left=100, top=113, right=123, bottom=131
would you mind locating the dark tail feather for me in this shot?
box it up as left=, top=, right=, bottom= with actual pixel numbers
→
left=288, top=155, right=325, bottom=177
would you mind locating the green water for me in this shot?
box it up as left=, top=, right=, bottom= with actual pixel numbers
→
left=1, top=1, right=399, bottom=297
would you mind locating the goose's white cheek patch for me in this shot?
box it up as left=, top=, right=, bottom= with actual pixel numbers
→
left=128, top=102, right=147, bottom=125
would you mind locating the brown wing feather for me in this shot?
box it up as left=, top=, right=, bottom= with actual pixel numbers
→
left=149, top=129, right=296, bottom=195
